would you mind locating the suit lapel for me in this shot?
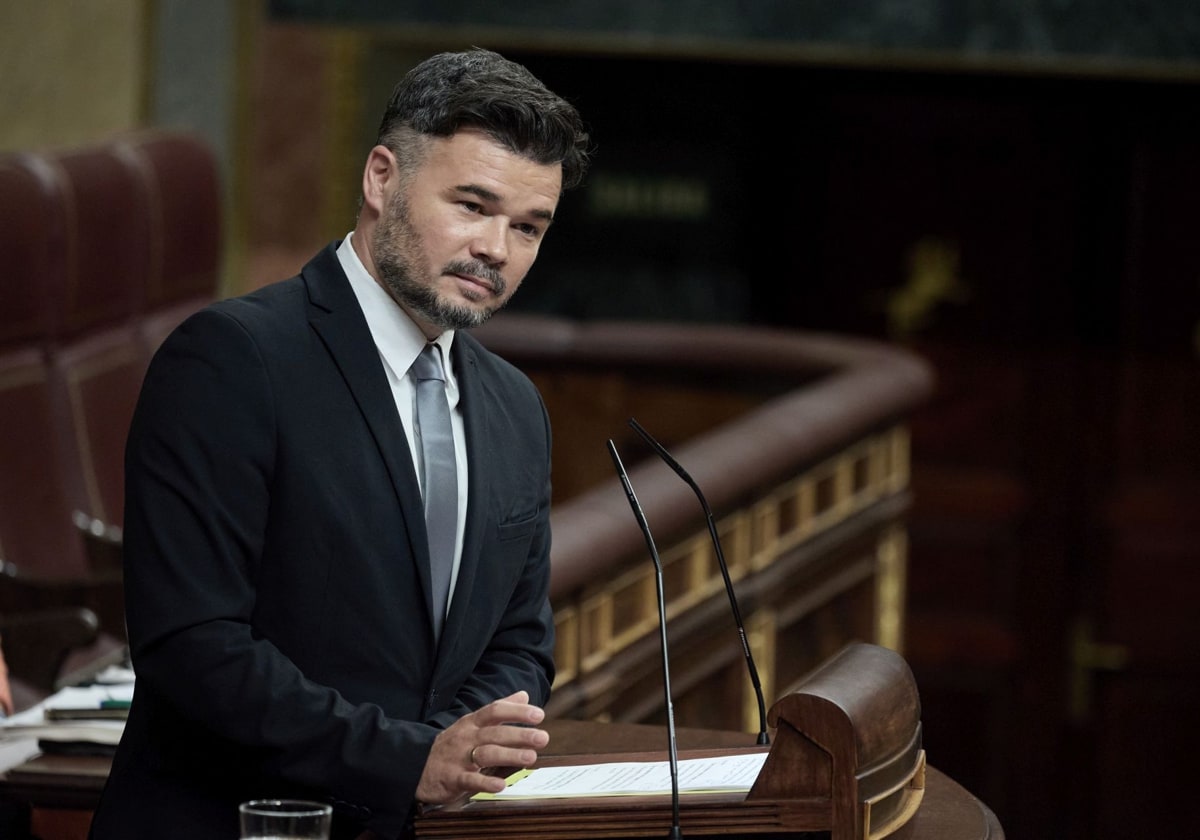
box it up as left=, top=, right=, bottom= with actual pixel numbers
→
left=301, top=246, right=435, bottom=620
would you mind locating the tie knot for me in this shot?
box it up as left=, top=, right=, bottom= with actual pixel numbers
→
left=412, top=343, right=446, bottom=383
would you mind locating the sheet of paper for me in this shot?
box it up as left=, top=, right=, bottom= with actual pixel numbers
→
left=0, top=685, right=129, bottom=745
left=474, top=751, right=769, bottom=800
left=0, top=735, right=41, bottom=774
left=42, top=683, right=135, bottom=714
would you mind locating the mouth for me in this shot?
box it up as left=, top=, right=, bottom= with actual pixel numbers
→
left=443, top=259, right=506, bottom=301
left=448, top=269, right=506, bottom=302
left=453, top=272, right=494, bottom=295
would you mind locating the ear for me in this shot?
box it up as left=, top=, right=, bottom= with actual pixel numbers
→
left=361, top=144, right=395, bottom=216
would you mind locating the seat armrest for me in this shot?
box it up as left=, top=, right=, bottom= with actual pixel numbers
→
left=72, top=511, right=124, bottom=575
left=0, top=561, right=125, bottom=643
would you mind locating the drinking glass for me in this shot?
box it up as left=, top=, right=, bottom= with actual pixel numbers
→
left=238, top=799, right=332, bottom=839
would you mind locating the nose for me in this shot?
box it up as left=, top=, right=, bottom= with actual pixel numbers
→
left=470, top=217, right=509, bottom=265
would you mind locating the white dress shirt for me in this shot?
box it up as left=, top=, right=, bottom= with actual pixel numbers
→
left=337, top=233, right=468, bottom=609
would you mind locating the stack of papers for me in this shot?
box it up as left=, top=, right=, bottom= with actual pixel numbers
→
left=474, top=752, right=770, bottom=800
left=42, top=683, right=133, bottom=722
left=0, top=671, right=133, bottom=755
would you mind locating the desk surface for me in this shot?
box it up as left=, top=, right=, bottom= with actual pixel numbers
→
left=0, top=720, right=1003, bottom=840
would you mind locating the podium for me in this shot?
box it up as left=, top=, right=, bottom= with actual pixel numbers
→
left=0, top=643, right=1003, bottom=840
left=416, top=643, right=928, bottom=839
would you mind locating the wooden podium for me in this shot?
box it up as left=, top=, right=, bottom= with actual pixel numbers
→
left=0, top=643, right=1004, bottom=840
left=416, top=643, right=927, bottom=840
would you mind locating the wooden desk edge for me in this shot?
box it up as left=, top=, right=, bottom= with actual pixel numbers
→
left=0, top=720, right=1003, bottom=840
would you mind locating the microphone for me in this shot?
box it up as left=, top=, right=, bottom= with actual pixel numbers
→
left=628, top=417, right=771, bottom=746
left=607, top=439, right=683, bottom=840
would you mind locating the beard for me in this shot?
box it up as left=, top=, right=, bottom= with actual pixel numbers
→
left=373, top=189, right=508, bottom=332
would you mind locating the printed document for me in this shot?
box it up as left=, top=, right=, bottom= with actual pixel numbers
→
left=474, top=751, right=769, bottom=800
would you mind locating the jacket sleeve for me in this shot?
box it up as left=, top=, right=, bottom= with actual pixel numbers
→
left=122, top=307, right=431, bottom=831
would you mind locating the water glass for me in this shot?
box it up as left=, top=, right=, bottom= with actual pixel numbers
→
left=239, top=799, right=332, bottom=839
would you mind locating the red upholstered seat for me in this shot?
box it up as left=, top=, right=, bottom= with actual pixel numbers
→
left=113, top=130, right=222, bottom=358
left=39, top=143, right=149, bottom=339
left=0, top=131, right=224, bottom=686
left=0, top=346, right=91, bottom=580
left=31, top=142, right=152, bottom=531
left=0, top=153, right=62, bottom=348
left=0, top=153, right=90, bottom=579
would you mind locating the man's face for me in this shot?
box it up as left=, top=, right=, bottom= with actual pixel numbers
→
left=372, top=128, right=562, bottom=336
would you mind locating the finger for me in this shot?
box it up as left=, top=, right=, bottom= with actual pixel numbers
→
left=479, top=718, right=549, bottom=750
left=474, top=693, right=545, bottom=727
left=469, top=768, right=509, bottom=795
left=469, top=715, right=550, bottom=773
left=468, top=738, right=544, bottom=772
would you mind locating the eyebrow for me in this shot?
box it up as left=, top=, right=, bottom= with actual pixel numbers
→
left=455, top=183, right=555, bottom=224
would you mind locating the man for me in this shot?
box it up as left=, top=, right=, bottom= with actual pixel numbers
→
left=89, top=48, right=590, bottom=839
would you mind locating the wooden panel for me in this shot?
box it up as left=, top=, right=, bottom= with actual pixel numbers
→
left=548, top=425, right=914, bottom=735
left=531, top=370, right=760, bottom=504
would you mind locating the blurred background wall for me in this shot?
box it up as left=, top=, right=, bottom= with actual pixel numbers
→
left=0, top=3, right=147, bottom=152
left=3, top=2, right=1198, bottom=838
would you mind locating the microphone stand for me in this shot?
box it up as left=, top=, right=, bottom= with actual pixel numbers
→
left=628, top=417, right=770, bottom=746
left=607, top=440, right=683, bottom=840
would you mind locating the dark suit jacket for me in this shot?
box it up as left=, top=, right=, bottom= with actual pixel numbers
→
left=89, top=243, right=556, bottom=840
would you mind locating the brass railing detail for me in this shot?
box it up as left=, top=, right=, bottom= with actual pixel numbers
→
left=553, top=425, right=911, bottom=690
left=745, top=608, right=777, bottom=734
left=875, top=525, right=908, bottom=653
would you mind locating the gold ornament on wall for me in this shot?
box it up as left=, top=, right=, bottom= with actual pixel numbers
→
left=886, top=236, right=971, bottom=340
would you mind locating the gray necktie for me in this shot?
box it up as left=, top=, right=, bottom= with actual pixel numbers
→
left=412, top=343, right=458, bottom=641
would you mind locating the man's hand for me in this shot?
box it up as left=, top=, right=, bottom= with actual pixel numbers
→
left=416, top=690, right=548, bottom=805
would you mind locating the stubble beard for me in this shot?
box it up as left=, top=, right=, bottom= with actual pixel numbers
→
left=373, top=190, right=508, bottom=332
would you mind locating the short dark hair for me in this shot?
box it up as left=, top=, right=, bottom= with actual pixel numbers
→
left=376, top=48, right=591, bottom=191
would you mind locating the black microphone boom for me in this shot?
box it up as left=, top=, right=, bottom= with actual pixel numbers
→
left=607, top=439, right=683, bottom=840
left=628, top=417, right=771, bottom=746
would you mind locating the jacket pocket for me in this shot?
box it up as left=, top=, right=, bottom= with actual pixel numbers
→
left=496, top=511, right=539, bottom=542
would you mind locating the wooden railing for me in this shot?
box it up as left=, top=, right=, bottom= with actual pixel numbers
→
left=471, top=314, right=935, bottom=733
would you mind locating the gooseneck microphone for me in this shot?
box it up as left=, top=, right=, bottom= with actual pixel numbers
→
left=628, top=417, right=771, bottom=746
left=607, top=439, right=683, bottom=840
